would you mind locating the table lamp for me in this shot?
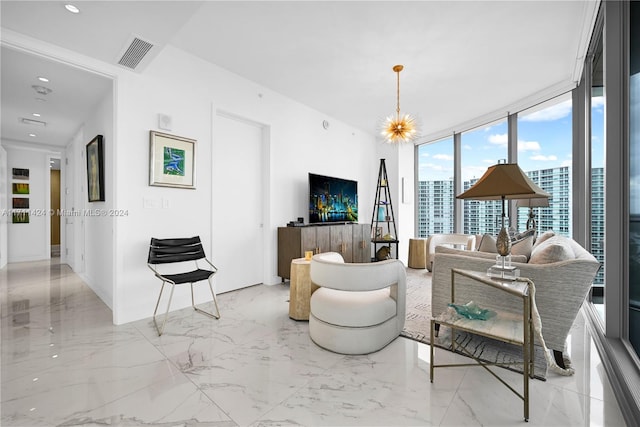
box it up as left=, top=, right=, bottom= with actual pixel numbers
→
left=516, top=197, right=550, bottom=230
left=457, top=161, right=550, bottom=256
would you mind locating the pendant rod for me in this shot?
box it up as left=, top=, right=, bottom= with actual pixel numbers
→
left=393, top=64, right=403, bottom=119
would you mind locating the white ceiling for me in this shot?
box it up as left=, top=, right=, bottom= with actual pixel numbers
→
left=0, top=1, right=599, bottom=148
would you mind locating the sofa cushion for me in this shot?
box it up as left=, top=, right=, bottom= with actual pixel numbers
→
left=529, top=236, right=576, bottom=264
left=478, top=233, right=498, bottom=253
left=311, top=287, right=396, bottom=327
left=511, top=234, right=535, bottom=260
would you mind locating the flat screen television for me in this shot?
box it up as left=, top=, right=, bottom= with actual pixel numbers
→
left=308, top=173, right=358, bottom=224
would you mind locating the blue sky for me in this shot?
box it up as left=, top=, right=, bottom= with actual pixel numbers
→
left=419, top=96, right=605, bottom=181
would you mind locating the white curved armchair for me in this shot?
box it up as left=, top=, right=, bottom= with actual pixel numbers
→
left=309, top=252, right=407, bottom=355
left=426, top=233, right=476, bottom=272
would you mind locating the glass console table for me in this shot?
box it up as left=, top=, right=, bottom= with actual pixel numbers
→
left=430, top=268, right=534, bottom=422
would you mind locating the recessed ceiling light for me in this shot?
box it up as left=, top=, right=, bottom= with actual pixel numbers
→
left=38, top=76, right=49, bottom=83
left=29, top=133, right=37, bottom=137
left=65, top=4, right=80, bottom=14
left=31, top=85, right=52, bottom=96
left=32, top=113, right=41, bottom=117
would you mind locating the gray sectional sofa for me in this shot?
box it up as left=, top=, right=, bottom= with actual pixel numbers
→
left=431, top=232, right=600, bottom=368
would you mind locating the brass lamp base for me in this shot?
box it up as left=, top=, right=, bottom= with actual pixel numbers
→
left=496, top=226, right=511, bottom=256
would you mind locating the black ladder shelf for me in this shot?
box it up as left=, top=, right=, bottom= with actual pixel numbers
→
left=370, top=159, right=398, bottom=260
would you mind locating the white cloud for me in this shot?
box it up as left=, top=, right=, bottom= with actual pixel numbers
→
left=530, top=154, right=558, bottom=161
left=433, top=154, right=453, bottom=161
left=482, top=159, right=495, bottom=164
left=518, top=140, right=541, bottom=151
left=520, top=99, right=572, bottom=122
left=592, top=96, right=605, bottom=108
left=463, top=144, right=472, bottom=150
left=561, top=159, right=572, bottom=167
left=488, top=133, right=507, bottom=146
left=425, top=163, right=446, bottom=171
left=420, top=152, right=430, bottom=158
left=462, top=165, right=490, bottom=182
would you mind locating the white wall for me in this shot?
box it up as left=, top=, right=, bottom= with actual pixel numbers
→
left=77, top=90, right=115, bottom=309
left=0, top=144, right=7, bottom=269
left=62, top=132, right=78, bottom=269
left=397, top=143, right=415, bottom=265
left=112, top=46, right=378, bottom=324
left=4, top=145, right=59, bottom=262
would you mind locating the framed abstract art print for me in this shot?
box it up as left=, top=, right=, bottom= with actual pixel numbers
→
left=149, top=131, right=196, bottom=189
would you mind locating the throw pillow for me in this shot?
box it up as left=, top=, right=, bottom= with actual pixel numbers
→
left=511, top=234, right=535, bottom=260
left=533, top=230, right=555, bottom=249
left=529, top=237, right=575, bottom=264
left=478, top=233, right=497, bottom=253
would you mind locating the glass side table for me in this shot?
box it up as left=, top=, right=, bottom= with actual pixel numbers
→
left=430, top=268, right=535, bottom=422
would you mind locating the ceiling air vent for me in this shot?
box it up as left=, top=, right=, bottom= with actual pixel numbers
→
left=21, top=118, right=47, bottom=127
left=117, top=36, right=155, bottom=70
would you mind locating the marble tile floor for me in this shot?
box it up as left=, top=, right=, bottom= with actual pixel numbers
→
left=0, top=259, right=628, bottom=426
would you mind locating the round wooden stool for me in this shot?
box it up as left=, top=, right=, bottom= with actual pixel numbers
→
left=408, top=238, right=427, bottom=269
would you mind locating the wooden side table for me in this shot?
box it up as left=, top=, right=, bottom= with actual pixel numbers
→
left=408, top=238, right=427, bottom=268
left=289, top=258, right=319, bottom=320
left=430, top=268, right=534, bottom=422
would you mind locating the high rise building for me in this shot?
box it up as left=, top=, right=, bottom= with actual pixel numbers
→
left=590, top=167, right=605, bottom=285
left=416, top=180, right=454, bottom=236
left=517, top=166, right=572, bottom=236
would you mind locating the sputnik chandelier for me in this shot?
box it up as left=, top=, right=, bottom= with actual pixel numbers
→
left=382, top=64, right=418, bottom=144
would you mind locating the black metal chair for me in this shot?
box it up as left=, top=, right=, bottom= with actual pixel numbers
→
left=147, top=236, right=220, bottom=336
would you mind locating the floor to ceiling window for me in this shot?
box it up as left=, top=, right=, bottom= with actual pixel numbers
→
left=416, top=137, right=454, bottom=237
left=629, top=0, right=640, bottom=358
left=461, top=119, right=508, bottom=235
left=516, top=94, right=573, bottom=236
left=591, top=29, right=606, bottom=302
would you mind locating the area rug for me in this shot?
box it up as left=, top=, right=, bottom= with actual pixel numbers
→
left=401, top=268, right=548, bottom=381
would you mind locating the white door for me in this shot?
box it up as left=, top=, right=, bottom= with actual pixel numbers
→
left=212, top=113, right=264, bottom=293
